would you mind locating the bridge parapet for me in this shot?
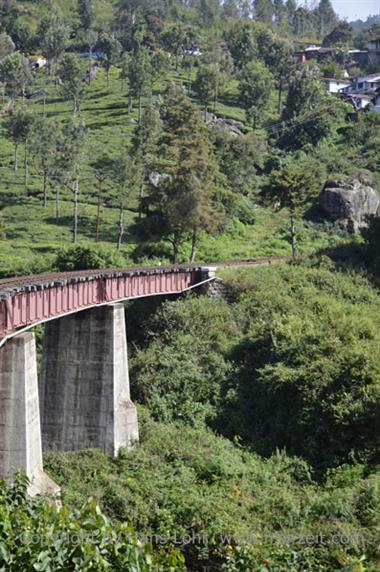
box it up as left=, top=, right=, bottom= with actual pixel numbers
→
left=0, top=265, right=208, bottom=345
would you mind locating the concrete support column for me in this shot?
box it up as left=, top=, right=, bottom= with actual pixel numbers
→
left=0, top=333, right=59, bottom=497
left=40, top=304, right=139, bottom=456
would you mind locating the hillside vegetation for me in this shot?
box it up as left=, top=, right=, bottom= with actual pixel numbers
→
left=0, top=1, right=380, bottom=571
left=43, top=263, right=380, bottom=571
left=0, top=0, right=379, bottom=274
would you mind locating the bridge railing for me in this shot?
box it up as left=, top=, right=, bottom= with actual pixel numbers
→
left=0, top=267, right=205, bottom=344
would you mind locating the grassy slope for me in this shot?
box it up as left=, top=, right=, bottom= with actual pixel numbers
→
left=0, top=61, right=348, bottom=276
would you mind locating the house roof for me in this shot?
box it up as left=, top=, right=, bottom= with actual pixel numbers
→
left=323, top=78, right=351, bottom=83
left=349, top=93, right=373, bottom=100
left=358, top=73, right=380, bottom=82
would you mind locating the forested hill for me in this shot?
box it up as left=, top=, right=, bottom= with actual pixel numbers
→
left=0, top=0, right=379, bottom=274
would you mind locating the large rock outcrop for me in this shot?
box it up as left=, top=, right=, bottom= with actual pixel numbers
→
left=202, top=112, right=245, bottom=137
left=319, top=173, right=379, bottom=232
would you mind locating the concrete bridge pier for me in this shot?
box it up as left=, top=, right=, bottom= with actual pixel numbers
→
left=39, top=304, right=139, bottom=456
left=0, top=332, right=59, bottom=497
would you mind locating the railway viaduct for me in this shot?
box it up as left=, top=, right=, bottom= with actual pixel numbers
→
left=0, top=258, right=285, bottom=495
left=0, top=264, right=219, bottom=494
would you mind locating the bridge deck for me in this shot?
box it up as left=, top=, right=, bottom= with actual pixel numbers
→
left=0, top=256, right=288, bottom=343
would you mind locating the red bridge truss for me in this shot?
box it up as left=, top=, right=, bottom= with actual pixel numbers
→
left=0, top=256, right=288, bottom=346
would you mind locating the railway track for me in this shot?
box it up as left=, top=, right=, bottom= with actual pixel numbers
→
left=0, top=255, right=290, bottom=295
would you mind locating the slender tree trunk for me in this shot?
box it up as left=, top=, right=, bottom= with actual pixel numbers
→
left=55, top=186, right=60, bottom=221
left=213, top=86, right=219, bottom=113
left=88, top=49, right=93, bottom=85
left=190, top=228, right=197, bottom=263
left=24, top=141, right=28, bottom=193
left=138, top=93, right=142, bottom=124
left=43, top=170, right=48, bottom=207
left=107, top=68, right=110, bottom=88
left=14, top=144, right=18, bottom=171
left=278, top=81, right=283, bottom=115
left=117, top=204, right=124, bottom=250
left=73, top=97, right=77, bottom=116
left=43, top=95, right=46, bottom=118
left=139, top=179, right=144, bottom=219
left=128, top=93, right=132, bottom=113
left=172, top=235, right=180, bottom=264
left=72, top=177, right=79, bottom=244
left=96, top=195, right=101, bottom=242
left=290, top=214, right=297, bottom=262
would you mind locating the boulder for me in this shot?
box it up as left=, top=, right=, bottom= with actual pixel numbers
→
left=203, top=112, right=245, bottom=137
left=319, top=173, right=379, bottom=232
left=148, top=172, right=171, bottom=188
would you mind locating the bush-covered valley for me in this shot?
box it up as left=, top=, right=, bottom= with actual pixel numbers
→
left=39, top=263, right=380, bottom=571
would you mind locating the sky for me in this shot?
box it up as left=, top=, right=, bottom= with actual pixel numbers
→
left=330, top=0, right=379, bottom=21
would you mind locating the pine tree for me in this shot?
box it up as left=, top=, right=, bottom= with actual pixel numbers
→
left=131, top=105, right=162, bottom=215
left=273, top=0, right=286, bottom=28
left=78, top=0, right=95, bottom=31
left=279, top=66, right=335, bottom=150
left=254, top=0, right=273, bottom=25
left=317, top=0, right=338, bottom=37
left=135, top=87, right=224, bottom=263
left=286, top=0, right=297, bottom=32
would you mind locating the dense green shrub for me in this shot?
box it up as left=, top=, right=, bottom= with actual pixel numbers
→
left=220, top=264, right=380, bottom=469
left=53, top=244, right=129, bottom=272
left=130, top=263, right=380, bottom=469
left=45, top=416, right=379, bottom=571
left=0, top=472, right=185, bottom=571
left=130, top=295, right=239, bottom=426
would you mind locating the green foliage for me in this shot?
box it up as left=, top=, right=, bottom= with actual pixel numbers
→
left=44, top=418, right=380, bottom=570
left=226, top=21, right=258, bottom=69
left=279, top=66, right=338, bottom=151
left=193, top=62, right=220, bottom=117
left=0, top=472, right=185, bottom=571
left=238, top=60, right=273, bottom=128
left=134, top=86, right=226, bottom=263
left=130, top=262, right=380, bottom=471
left=363, top=216, right=380, bottom=277
left=0, top=52, right=32, bottom=99
left=219, top=264, right=380, bottom=469
left=53, top=244, right=127, bottom=271
left=323, top=22, right=353, bottom=47
left=97, top=32, right=121, bottom=86
left=58, top=53, right=85, bottom=114
left=37, top=7, right=69, bottom=68
left=262, top=158, right=320, bottom=259
left=130, top=295, right=238, bottom=425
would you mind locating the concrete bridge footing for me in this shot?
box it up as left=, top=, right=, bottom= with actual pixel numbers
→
left=0, top=332, right=59, bottom=497
left=39, top=304, right=139, bottom=456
